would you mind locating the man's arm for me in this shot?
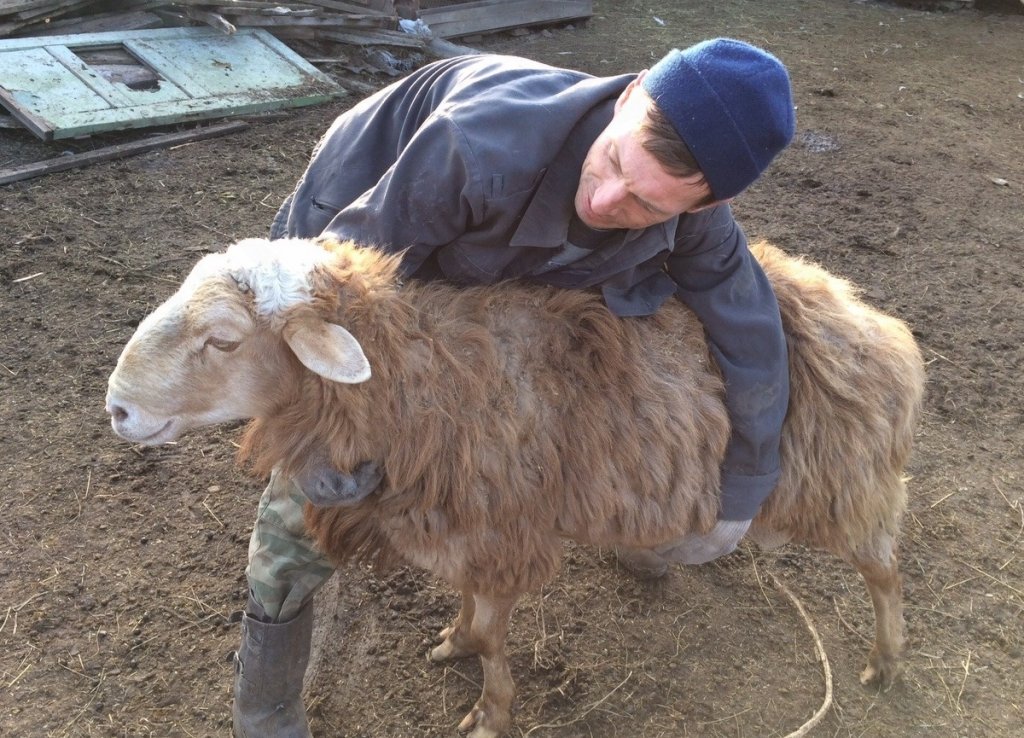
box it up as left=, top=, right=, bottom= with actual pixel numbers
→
left=273, top=109, right=485, bottom=279
left=666, top=205, right=789, bottom=521
left=319, top=119, right=486, bottom=279
left=270, top=57, right=490, bottom=277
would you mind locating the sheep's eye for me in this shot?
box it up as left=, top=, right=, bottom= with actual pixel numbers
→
left=204, top=337, right=240, bottom=353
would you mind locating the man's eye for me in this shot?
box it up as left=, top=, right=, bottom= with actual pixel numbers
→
left=204, top=337, right=240, bottom=352
left=607, top=145, right=621, bottom=172
left=634, top=195, right=658, bottom=214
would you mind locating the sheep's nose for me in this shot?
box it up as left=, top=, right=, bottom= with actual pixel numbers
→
left=107, top=402, right=129, bottom=424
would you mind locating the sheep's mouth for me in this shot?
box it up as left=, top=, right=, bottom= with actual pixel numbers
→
left=113, top=418, right=176, bottom=446
left=138, top=419, right=174, bottom=444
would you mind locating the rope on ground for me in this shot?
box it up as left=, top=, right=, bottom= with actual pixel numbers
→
left=767, top=570, right=834, bottom=738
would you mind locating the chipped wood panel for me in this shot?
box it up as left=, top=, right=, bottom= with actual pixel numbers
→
left=0, top=27, right=343, bottom=140
left=418, top=0, right=592, bottom=38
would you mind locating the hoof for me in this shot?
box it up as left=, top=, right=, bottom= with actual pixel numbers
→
left=458, top=705, right=504, bottom=738
left=458, top=706, right=480, bottom=733
left=429, top=640, right=455, bottom=662
left=430, top=627, right=478, bottom=661
left=430, top=637, right=477, bottom=662
left=860, top=658, right=900, bottom=689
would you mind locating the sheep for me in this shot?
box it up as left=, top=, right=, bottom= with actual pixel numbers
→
left=106, top=235, right=925, bottom=738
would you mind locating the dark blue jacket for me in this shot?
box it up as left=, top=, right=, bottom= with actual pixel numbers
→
left=272, top=54, right=788, bottom=520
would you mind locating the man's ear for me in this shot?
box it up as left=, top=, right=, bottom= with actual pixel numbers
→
left=615, top=71, right=648, bottom=113
left=283, top=315, right=371, bottom=384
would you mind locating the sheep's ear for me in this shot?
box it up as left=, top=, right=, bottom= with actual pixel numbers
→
left=283, top=316, right=371, bottom=384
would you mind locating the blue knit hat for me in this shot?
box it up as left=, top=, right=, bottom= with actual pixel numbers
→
left=641, top=38, right=796, bottom=201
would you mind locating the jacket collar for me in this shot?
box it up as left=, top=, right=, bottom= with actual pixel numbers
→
left=509, top=96, right=616, bottom=249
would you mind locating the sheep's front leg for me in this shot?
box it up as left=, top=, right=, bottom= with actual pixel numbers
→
left=850, top=532, right=905, bottom=688
left=461, top=593, right=517, bottom=738
left=431, top=592, right=517, bottom=738
left=430, top=588, right=478, bottom=661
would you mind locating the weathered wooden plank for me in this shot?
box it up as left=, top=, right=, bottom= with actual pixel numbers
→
left=162, top=0, right=297, bottom=5
left=206, top=4, right=320, bottom=15
left=9, top=0, right=96, bottom=22
left=0, top=82, right=53, bottom=137
left=0, top=1, right=396, bottom=34
left=419, top=0, right=591, bottom=39
left=0, top=120, right=250, bottom=186
left=0, top=28, right=343, bottom=140
left=0, top=27, right=191, bottom=51
left=31, top=88, right=333, bottom=137
left=311, top=0, right=394, bottom=12
left=277, top=26, right=424, bottom=47
left=0, top=20, right=30, bottom=36
left=0, top=0, right=110, bottom=9
left=181, top=6, right=238, bottom=34
left=0, top=1, right=47, bottom=11
left=419, top=0, right=590, bottom=25
left=219, top=12, right=393, bottom=28
left=0, top=0, right=83, bottom=15
left=26, top=10, right=165, bottom=36
left=233, top=0, right=392, bottom=13
left=0, top=46, right=126, bottom=137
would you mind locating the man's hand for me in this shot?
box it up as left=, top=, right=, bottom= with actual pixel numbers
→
left=296, top=460, right=383, bottom=507
left=655, top=519, right=751, bottom=565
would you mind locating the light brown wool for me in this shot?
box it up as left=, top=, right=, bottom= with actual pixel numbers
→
left=241, top=238, right=923, bottom=728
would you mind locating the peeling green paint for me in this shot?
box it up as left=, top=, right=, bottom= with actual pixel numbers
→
left=0, top=27, right=344, bottom=140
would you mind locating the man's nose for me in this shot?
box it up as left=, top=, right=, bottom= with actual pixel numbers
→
left=591, top=179, right=627, bottom=215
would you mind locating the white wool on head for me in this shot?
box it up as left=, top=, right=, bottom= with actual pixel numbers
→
left=223, top=238, right=330, bottom=320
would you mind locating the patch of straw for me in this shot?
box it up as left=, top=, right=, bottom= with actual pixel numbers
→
left=766, top=571, right=834, bottom=738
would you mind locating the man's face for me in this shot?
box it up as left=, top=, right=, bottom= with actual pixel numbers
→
left=575, top=76, right=716, bottom=231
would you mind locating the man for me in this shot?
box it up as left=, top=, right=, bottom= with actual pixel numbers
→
left=234, top=38, right=795, bottom=737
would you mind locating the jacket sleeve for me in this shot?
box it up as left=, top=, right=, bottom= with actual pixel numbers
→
left=318, top=117, right=485, bottom=278
left=274, top=109, right=481, bottom=278
left=666, top=205, right=789, bottom=520
left=271, top=73, right=486, bottom=278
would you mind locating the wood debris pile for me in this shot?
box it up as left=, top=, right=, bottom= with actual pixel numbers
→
left=0, top=1, right=411, bottom=43
left=0, top=0, right=591, bottom=160
left=0, top=1, right=593, bottom=45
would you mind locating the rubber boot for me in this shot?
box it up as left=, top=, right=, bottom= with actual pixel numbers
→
left=232, top=597, right=313, bottom=738
left=615, top=546, right=670, bottom=579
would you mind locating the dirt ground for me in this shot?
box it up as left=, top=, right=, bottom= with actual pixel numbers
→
left=2, top=1, right=1023, bottom=736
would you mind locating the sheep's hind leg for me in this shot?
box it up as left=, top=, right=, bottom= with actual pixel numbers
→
left=430, top=588, right=478, bottom=661
left=850, top=531, right=905, bottom=688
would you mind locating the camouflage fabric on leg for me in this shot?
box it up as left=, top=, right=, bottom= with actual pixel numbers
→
left=246, top=471, right=336, bottom=622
